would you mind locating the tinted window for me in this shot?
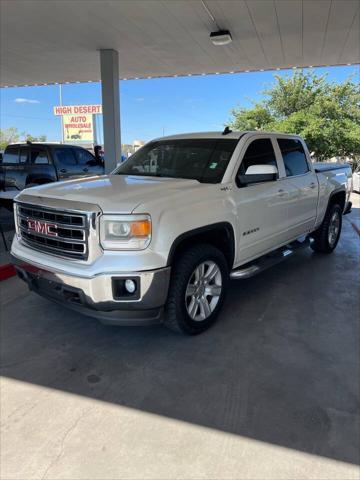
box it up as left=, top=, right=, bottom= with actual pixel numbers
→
left=20, top=147, right=28, bottom=164
left=3, top=146, right=19, bottom=164
left=239, top=139, right=277, bottom=175
left=54, top=147, right=76, bottom=167
left=278, top=138, right=309, bottom=176
left=75, top=148, right=96, bottom=166
left=115, top=139, right=238, bottom=184
left=30, top=148, right=49, bottom=164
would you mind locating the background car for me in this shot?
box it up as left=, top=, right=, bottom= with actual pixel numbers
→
left=352, top=165, right=360, bottom=193
left=0, top=142, right=104, bottom=195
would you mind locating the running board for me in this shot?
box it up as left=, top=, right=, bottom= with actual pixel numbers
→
left=230, top=237, right=313, bottom=280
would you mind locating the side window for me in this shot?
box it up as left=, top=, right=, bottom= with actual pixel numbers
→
left=277, top=138, right=309, bottom=176
left=30, top=148, right=49, bottom=164
left=3, top=146, right=19, bottom=164
left=54, top=147, right=77, bottom=167
left=19, top=147, right=28, bottom=164
left=239, top=138, right=277, bottom=175
left=75, top=148, right=96, bottom=167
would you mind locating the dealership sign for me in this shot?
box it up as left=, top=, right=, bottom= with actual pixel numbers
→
left=53, top=104, right=102, bottom=116
left=62, top=114, right=94, bottom=142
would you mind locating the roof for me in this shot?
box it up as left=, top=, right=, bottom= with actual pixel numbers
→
left=158, top=131, right=246, bottom=141
left=7, top=143, right=87, bottom=149
left=1, top=0, right=359, bottom=87
left=155, top=130, right=304, bottom=141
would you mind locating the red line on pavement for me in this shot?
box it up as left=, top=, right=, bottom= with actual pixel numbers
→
left=0, top=264, right=16, bottom=281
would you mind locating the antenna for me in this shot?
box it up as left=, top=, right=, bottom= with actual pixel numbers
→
left=222, top=126, right=232, bottom=135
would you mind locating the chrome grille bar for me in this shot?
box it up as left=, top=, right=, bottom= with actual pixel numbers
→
left=17, top=203, right=89, bottom=260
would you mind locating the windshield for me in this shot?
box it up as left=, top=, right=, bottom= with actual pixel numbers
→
left=114, top=139, right=238, bottom=183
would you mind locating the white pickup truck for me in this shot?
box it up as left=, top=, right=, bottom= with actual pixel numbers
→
left=11, top=131, right=352, bottom=334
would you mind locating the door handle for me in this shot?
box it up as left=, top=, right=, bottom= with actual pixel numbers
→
left=83, top=168, right=89, bottom=172
left=60, top=169, right=67, bottom=173
left=309, top=182, right=316, bottom=189
left=277, top=189, right=288, bottom=197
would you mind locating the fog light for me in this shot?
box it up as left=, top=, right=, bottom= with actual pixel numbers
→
left=125, top=279, right=136, bottom=293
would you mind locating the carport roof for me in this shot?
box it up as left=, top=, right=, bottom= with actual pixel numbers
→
left=0, top=0, right=359, bottom=88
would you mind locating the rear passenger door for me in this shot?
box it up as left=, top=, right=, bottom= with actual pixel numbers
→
left=74, top=148, right=104, bottom=176
left=27, top=146, right=57, bottom=187
left=276, top=138, right=318, bottom=237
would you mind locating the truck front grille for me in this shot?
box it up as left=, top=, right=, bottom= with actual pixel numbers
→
left=17, top=203, right=89, bottom=260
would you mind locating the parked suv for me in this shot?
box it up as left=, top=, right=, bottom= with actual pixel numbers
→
left=0, top=142, right=104, bottom=193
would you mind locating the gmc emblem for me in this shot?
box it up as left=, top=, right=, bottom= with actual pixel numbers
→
left=27, top=219, right=58, bottom=237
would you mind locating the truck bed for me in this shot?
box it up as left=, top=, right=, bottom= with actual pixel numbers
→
left=314, top=162, right=350, bottom=173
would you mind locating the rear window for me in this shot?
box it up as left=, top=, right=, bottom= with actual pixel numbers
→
left=30, top=148, right=49, bottom=164
left=278, top=138, right=309, bottom=176
left=3, top=146, right=19, bottom=164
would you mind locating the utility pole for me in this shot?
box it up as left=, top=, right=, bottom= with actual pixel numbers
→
left=59, top=84, right=64, bottom=144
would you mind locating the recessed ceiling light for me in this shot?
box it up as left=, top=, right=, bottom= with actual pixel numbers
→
left=210, top=30, right=232, bottom=46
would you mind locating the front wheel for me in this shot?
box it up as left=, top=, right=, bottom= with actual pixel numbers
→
left=311, top=204, right=342, bottom=254
left=164, top=244, right=229, bottom=335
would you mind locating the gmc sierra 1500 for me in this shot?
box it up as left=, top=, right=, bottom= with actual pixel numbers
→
left=11, top=131, right=352, bottom=334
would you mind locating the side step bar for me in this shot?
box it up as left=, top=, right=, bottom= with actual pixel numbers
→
left=230, top=237, right=313, bottom=280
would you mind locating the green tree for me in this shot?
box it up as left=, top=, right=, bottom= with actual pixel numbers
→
left=229, top=71, right=360, bottom=161
left=0, top=127, right=47, bottom=150
left=0, top=127, right=20, bottom=150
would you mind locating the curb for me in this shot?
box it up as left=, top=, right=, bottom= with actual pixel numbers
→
left=0, top=263, right=16, bottom=281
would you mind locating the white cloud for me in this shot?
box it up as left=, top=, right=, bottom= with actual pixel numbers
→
left=14, top=98, right=40, bottom=104
left=135, top=97, right=145, bottom=102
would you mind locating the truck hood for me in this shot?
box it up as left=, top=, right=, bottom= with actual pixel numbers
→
left=18, top=174, right=203, bottom=213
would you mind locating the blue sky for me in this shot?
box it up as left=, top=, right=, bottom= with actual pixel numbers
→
left=0, top=66, right=358, bottom=145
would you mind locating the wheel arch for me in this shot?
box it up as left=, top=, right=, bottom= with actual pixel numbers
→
left=167, top=222, right=236, bottom=269
left=327, top=188, right=346, bottom=213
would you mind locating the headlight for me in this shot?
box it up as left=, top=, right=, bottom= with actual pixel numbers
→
left=100, top=214, right=151, bottom=250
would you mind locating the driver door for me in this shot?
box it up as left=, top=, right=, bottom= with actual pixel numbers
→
left=233, top=137, right=291, bottom=265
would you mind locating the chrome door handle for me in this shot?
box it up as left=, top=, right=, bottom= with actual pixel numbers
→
left=277, top=189, right=287, bottom=197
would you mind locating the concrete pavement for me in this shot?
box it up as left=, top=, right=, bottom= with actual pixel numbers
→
left=1, top=195, right=359, bottom=479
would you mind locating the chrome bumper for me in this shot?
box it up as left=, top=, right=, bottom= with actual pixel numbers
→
left=11, top=254, right=171, bottom=326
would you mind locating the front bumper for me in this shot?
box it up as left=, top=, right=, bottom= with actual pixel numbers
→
left=11, top=254, right=171, bottom=325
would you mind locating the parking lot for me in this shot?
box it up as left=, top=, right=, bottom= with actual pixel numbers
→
left=1, top=195, right=359, bottom=480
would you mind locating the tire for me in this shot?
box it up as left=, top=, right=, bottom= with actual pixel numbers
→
left=311, top=203, right=342, bottom=254
left=164, top=244, right=229, bottom=335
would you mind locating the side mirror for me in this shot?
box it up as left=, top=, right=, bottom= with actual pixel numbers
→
left=237, top=164, right=278, bottom=186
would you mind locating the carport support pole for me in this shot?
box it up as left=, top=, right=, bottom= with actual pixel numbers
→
left=100, top=49, right=121, bottom=173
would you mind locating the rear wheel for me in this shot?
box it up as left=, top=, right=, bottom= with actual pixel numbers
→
left=164, top=244, right=228, bottom=335
left=311, top=203, right=342, bottom=253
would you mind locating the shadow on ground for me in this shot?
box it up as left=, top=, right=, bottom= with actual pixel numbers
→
left=1, top=205, right=359, bottom=466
